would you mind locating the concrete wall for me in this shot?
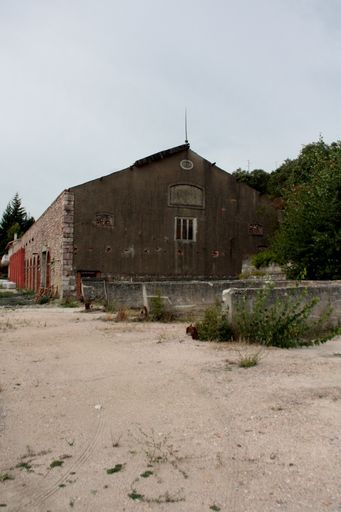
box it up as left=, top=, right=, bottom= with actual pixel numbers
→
left=223, top=282, right=341, bottom=327
left=82, top=279, right=241, bottom=314
left=72, top=146, right=277, bottom=281
left=82, top=278, right=341, bottom=326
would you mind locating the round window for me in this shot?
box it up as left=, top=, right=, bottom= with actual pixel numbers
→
left=180, top=159, right=194, bottom=170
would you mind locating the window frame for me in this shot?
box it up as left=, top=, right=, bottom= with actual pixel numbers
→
left=174, top=217, right=197, bottom=242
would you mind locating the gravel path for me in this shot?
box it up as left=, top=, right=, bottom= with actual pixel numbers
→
left=0, top=306, right=340, bottom=511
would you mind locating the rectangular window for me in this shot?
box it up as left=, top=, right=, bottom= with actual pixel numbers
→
left=175, top=217, right=197, bottom=241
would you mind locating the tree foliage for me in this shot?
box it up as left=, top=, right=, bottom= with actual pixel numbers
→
left=267, top=139, right=341, bottom=197
left=232, top=168, right=270, bottom=195
left=272, top=154, right=341, bottom=279
left=233, top=139, right=341, bottom=279
left=0, top=193, right=34, bottom=255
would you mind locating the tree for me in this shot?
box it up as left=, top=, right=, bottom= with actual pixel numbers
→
left=267, top=139, right=341, bottom=197
left=271, top=143, right=341, bottom=279
left=232, top=168, right=270, bottom=195
left=0, top=193, right=34, bottom=255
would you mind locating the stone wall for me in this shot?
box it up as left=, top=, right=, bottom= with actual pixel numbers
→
left=14, top=190, right=75, bottom=297
left=61, top=191, right=76, bottom=297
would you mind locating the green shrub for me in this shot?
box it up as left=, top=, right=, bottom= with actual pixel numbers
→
left=251, top=249, right=277, bottom=269
left=37, top=296, right=49, bottom=305
left=232, top=284, right=333, bottom=348
left=105, top=301, right=116, bottom=313
left=60, top=297, right=79, bottom=308
left=149, top=293, right=175, bottom=322
left=196, top=304, right=233, bottom=342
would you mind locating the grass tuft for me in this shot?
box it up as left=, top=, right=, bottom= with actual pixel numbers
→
left=50, top=460, right=64, bottom=468
left=106, top=464, right=125, bottom=474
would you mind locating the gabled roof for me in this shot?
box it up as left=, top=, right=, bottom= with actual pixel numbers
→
left=133, top=143, right=190, bottom=168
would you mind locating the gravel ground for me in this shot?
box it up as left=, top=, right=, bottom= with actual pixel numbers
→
left=0, top=306, right=340, bottom=512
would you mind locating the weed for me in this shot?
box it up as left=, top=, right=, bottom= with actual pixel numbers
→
left=106, top=464, right=125, bottom=474
left=110, top=431, right=122, bottom=448
left=132, top=427, right=174, bottom=464
left=196, top=304, right=233, bottom=342
left=22, top=289, right=35, bottom=297
left=50, top=460, right=64, bottom=468
left=0, top=291, right=16, bottom=298
left=69, top=498, right=75, bottom=508
left=105, top=301, right=116, bottom=313
left=131, top=426, right=188, bottom=478
left=16, top=462, right=32, bottom=471
left=239, top=354, right=258, bottom=368
left=239, top=270, right=267, bottom=279
left=238, top=348, right=264, bottom=368
left=60, top=297, right=79, bottom=308
left=233, top=284, right=334, bottom=348
left=115, top=309, right=128, bottom=322
left=37, top=296, right=49, bottom=305
left=0, top=473, right=14, bottom=482
left=149, top=293, right=176, bottom=322
left=271, top=405, right=284, bottom=411
left=101, top=313, right=114, bottom=322
left=251, top=249, right=277, bottom=269
left=0, top=319, right=15, bottom=332
left=128, top=490, right=144, bottom=501
left=20, top=446, right=51, bottom=459
left=210, top=505, right=221, bottom=511
left=156, top=331, right=167, bottom=344
left=137, top=491, right=185, bottom=504
left=140, top=470, right=153, bottom=478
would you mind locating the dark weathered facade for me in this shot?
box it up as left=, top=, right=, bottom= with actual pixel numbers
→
left=9, top=144, right=276, bottom=297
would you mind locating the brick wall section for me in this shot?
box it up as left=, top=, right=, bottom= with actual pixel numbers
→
left=12, top=190, right=76, bottom=297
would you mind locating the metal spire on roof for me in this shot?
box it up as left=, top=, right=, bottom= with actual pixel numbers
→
left=185, top=108, right=189, bottom=144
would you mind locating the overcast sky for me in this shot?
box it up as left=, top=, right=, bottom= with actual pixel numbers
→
left=1, top=0, right=340, bottom=219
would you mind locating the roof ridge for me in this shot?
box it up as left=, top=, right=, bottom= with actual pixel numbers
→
left=134, top=143, right=190, bottom=167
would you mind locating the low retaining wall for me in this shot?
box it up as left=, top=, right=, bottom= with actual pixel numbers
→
left=82, top=278, right=341, bottom=325
left=222, top=282, right=341, bottom=327
left=82, top=279, right=245, bottom=314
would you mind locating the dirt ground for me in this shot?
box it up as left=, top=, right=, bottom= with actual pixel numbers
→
left=0, top=306, right=340, bottom=512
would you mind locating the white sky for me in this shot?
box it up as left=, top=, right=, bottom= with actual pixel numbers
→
left=1, top=0, right=340, bottom=219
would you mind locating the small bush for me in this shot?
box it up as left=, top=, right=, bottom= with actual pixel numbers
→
left=196, top=305, right=233, bottom=342
left=238, top=348, right=263, bottom=368
left=251, top=249, right=277, bottom=269
left=60, top=297, right=79, bottom=308
left=50, top=459, right=64, bottom=468
left=106, top=463, right=125, bottom=474
left=233, top=284, right=333, bottom=348
left=0, top=472, right=14, bottom=482
left=37, top=296, right=49, bottom=305
left=0, top=291, right=16, bottom=298
left=105, top=301, right=116, bottom=313
left=149, top=293, right=175, bottom=322
left=239, top=269, right=266, bottom=279
left=22, top=289, right=35, bottom=296
left=115, top=309, right=128, bottom=322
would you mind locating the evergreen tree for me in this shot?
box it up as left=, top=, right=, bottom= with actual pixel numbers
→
left=0, top=193, right=34, bottom=255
